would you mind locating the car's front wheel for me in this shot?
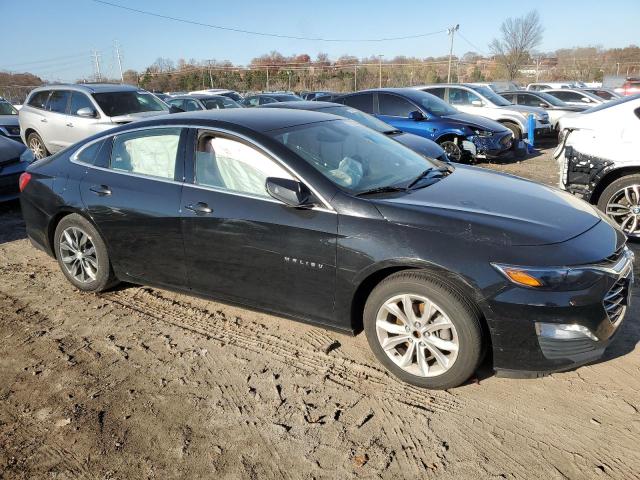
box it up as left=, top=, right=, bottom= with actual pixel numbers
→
left=54, top=214, right=117, bottom=292
left=598, top=174, right=640, bottom=238
left=27, top=131, right=49, bottom=160
left=364, top=271, right=483, bottom=389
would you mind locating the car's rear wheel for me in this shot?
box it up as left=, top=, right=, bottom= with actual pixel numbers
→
left=363, top=271, right=483, bottom=389
left=27, top=132, right=49, bottom=160
left=502, top=121, right=522, bottom=142
left=598, top=175, right=640, bottom=238
left=54, top=214, right=117, bottom=291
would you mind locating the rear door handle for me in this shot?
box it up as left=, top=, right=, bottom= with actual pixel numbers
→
left=185, top=202, right=212, bottom=214
left=66, top=122, right=74, bottom=127
left=89, top=184, right=112, bottom=196
left=40, top=118, right=47, bottom=123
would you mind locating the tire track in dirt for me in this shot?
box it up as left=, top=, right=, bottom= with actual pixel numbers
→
left=101, top=287, right=462, bottom=416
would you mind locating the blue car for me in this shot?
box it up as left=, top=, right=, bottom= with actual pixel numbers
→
left=334, top=88, right=514, bottom=162
left=260, top=100, right=449, bottom=162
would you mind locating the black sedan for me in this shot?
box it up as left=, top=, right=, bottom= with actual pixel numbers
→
left=19, top=109, right=633, bottom=389
left=261, top=100, right=448, bottom=162
left=1, top=136, right=33, bottom=201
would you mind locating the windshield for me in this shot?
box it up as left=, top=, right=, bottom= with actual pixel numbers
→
left=582, top=93, right=640, bottom=113
left=469, top=85, right=512, bottom=106
left=319, top=106, right=396, bottom=133
left=0, top=101, right=17, bottom=115
left=415, top=91, right=458, bottom=116
left=92, top=90, right=169, bottom=116
left=202, top=97, right=241, bottom=109
left=270, top=119, right=436, bottom=194
left=534, top=92, right=566, bottom=106
left=274, top=94, right=303, bottom=102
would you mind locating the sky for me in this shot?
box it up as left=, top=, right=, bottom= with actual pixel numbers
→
left=1, top=0, right=638, bottom=82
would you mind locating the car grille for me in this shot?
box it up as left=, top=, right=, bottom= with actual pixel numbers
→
left=603, top=274, right=631, bottom=326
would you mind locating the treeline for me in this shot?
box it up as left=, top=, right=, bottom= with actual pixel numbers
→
left=0, top=72, right=43, bottom=102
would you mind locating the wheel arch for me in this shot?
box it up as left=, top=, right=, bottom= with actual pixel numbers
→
left=348, top=260, right=490, bottom=339
left=590, top=166, right=640, bottom=205
left=496, top=119, right=523, bottom=137
left=47, top=208, right=105, bottom=259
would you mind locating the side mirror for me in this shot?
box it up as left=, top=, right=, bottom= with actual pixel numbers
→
left=266, top=177, right=316, bottom=208
left=471, top=100, right=483, bottom=107
left=539, top=102, right=549, bottom=108
left=409, top=110, right=425, bottom=121
left=169, top=105, right=185, bottom=113
left=76, top=107, right=97, bottom=118
left=581, top=97, right=592, bottom=103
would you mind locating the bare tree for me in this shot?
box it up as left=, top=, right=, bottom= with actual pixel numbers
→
left=489, top=10, right=544, bottom=80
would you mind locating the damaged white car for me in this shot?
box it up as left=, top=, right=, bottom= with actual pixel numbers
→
left=555, top=95, right=640, bottom=236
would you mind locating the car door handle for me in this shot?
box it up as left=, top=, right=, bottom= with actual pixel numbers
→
left=185, top=202, right=212, bottom=214
left=66, top=122, right=74, bottom=127
left=89, top=184, right=112, bottom=196
left=40, top=118, right=47, bottom=123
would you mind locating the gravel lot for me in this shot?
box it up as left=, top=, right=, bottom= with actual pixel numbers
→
left=1, top=144, right=639, bottom=480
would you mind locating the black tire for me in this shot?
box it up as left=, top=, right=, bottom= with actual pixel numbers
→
left=501, top=121, right=522, bottom=142
left=27, top=131, right=49, bottom=160
left=363, top=271, right=483, bottom=389
left=53, top=213, right=117, bottom=292
left=439, top=139, right=471, bottom=164
left=597, top=174, right=640, bottom=238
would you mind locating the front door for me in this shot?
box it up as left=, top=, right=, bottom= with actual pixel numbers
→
left=376, top=93, right=437, bottom=140
left=180, top=130, right=338, bottom=323
left=79, top=126, right=188, bottom=287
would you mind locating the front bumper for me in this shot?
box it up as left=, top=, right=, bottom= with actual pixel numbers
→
left=488, top=247, right=633, bottom=376
left=469, top=131, right=513, bottom=158
left=0, top=160, right=28, bottom=202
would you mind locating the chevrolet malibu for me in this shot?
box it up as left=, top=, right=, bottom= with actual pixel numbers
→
left=19, top=109, right=633, bottom=389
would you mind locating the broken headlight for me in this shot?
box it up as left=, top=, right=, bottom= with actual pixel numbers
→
left=474, top=129, right=494, bottom=137
left=492, top=264, right=603, bottom=290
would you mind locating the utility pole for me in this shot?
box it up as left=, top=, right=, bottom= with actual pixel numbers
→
left=535, top=56, right=540, bottom=81
left=616, top=62, right=621, bottom=76
left=92, top=50, right=102, bottom=82
left=266, top=67, right=269, bottom=91
left=447, top=24, right=459, bottom=83
left=208, top=60, right=213, bottom=87
left=378, top=55, right=383, bottom=88
left=114, top=41, right=124, bottom=83
left=354, top=65, right=357, bottom=91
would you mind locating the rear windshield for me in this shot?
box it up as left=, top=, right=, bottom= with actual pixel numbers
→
left=273, top=95, right=303, bottom=102
left=220, top=91, right=243, bottom=102
left=92, top=91, right=168, bottom=117
left=319, top=105, right=394, bottom=133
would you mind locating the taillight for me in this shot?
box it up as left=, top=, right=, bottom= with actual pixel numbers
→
left=18, top=172, right=31, bottom=192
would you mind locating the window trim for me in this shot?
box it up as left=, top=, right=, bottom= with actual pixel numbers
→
left=69, top=124, right=335, bottom=213
left=45, top=89, right=72, bottom=115
left=68, top=91, right=101, bottom=118
left=27, top=89, right=53, bottom=111
left=340, top=92, right=375, bottom=115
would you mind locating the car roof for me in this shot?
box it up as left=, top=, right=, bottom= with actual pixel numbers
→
left=260, top=100, right=343, bottom=110
left=30, top=83, right=141, bottom=94
left=169, top=94, right=229, bottom=100
left=351, top=88, right=438, bottom=103
left=129, top=108, right=343, bottom=133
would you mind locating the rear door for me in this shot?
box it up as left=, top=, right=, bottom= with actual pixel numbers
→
left=42, top=90, right=71, bottom=152
left=79, top=126, right=188, bottom=288
left=180, top=129, right=338, bottom=323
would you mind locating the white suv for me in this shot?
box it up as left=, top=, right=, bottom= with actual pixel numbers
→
left=413, top=84, right=552, bottom=140
left=555, top=96, right=640, bottom=236
left=19, top=84, right=170, bottom=159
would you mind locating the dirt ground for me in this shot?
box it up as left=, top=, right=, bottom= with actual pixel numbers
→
left=1, top=144, right=639, bottom=480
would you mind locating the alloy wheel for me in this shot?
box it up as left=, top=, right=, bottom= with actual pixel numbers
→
left=605, top=185, right=640, bottom=237
left=440, top=141, right=462, bottom=162
left=29, top=136, right=45, bottom=159
left=375, top=293, right=459, bottom=377
left=59, top=227, right=98, bottom=283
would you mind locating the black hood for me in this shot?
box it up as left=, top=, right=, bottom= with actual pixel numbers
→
left=392, top=132, right=445, bottom=159
left=372, top=165, right=602, bottom=247
left=443, top=112, right=509, bottom=133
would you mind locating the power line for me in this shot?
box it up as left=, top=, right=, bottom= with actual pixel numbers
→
left=90, top=0, right=447, bottom=42
left=457, top=31, right=486, bottom=55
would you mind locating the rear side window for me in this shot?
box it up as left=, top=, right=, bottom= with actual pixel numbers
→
left=110, top=127, right=182, bottom=180
left=448, top=88, right=481, bottom=106
left=342, top=93, right=374, bottom=114
left=518, top=94, right=544, bottom=107
left=183, top=99, right=202, bottom=111
left=500, top=93, right=516, bottom=103
left=28, top=90, right=50, bottom=109
left=69, top=92, right=95, bottom=116
left=75, top=139, right=107, bottom=165
left=47, top=90, right=70, bottom=113
left=378, top=94, right=415, bottom=117
left=425, top=87, right=446, bottom=99
left=551, top=91, right=585, bottom=102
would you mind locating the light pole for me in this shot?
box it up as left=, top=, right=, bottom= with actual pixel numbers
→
left=378, top=55, right=384, bottom=88
left=447, top=24, right=459, bottom=83
left=354, top=65, right=357, bottom=91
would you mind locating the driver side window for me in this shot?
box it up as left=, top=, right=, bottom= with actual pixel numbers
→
left=195, top=133, right=293, bottom=198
